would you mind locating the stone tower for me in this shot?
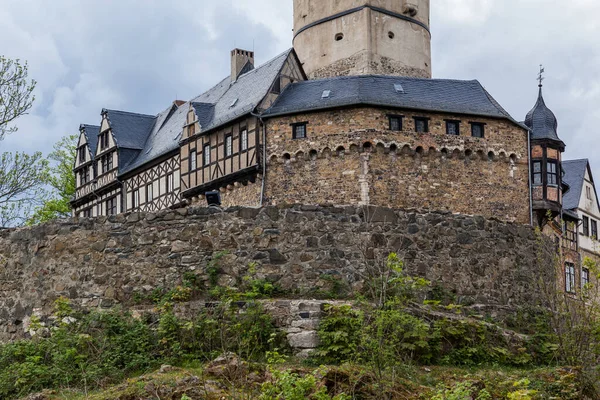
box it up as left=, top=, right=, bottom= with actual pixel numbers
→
left=293, top=0, right=432, bottom=79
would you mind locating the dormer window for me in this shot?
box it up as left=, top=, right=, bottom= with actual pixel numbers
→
left=413, top=117, right=429, bottom=133
left=388, top=115, right=403, bottom=131
left=100, top=132, right=110, bottom=150
left=188, top=123, right=196, bottom=137
left=470, top=122, right=485, bottom=138
left=547, top=161, right=558, bottom=186
left=78, top=147, right=86, bottom=163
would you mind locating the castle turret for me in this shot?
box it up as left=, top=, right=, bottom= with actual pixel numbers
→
left=525, top=76, right=566, bottom=226
left=293, top=0, right=432, bottom=79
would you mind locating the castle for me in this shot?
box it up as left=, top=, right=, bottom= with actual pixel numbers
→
left=71, top=0, right=599, bottom=294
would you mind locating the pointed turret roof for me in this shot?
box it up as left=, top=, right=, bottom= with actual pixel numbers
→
left=524, top=85, right=564, bottom=146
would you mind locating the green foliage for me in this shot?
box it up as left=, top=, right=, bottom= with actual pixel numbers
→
left=207, top=251, right=228, bottom=288
left=314, top=305, right=364, bottom=365
left=0, top=56, right=36, bottom=139
left=0, top=151, right=50, bottom=227
left=27, top=134, right=78, bottom=225
left=259, top=367, right=350, bottom=400
left=0, top=296, right=283, bottom=399
left=431, top=382, right=491, bottom=400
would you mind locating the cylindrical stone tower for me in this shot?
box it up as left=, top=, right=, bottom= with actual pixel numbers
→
left=293, top=0, right=432, bottom=79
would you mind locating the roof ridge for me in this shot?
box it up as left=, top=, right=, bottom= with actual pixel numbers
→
left=297, top=75, right=481, bottom=84
left=103, top=108, right=157, bottom=119
left=563, top=159, right=589, bottom=164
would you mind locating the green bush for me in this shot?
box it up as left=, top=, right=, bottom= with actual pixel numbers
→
left=0, top=297, right=283, bottom=400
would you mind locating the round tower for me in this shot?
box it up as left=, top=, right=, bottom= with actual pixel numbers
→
left=293, top=0, right=432, bottom=79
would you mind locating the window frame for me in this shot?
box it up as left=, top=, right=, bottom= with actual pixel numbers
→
left=388, top=115, right=403, bottom=132
left=445, top=120, right=460, bottom=136
left=413, top=117, right=429, bottom=133
left=166, top=173, right=174, bottom=193
left=565, top=262, right=576, bottom=294
left=583, top=267, right=590, bottom=287
left=532, top=160, right=543, bottom=186
left=82, top=208, right=92, bottom=218
left=547, top=160, right=559, bottom=186
left=587, top=186, right=593, bottom=200
left=78, top=147, right=86, bottom=163
left=592, top=219, right=598, bottom=239
left=470, top=122, right=485, bottom=138
left=189, top=148, right=197, bottom=171
left=583, top=216, right=590, bottom=237
left=132, top=189, right=140, bottom=208
left=240, top=129, right=248, bottom=151
left=146, top=183, right=153, bottom=203
left=106, top=197, right=117, bottom=216
left=188, top=123, right=196, bottom=137
left=225, top=134, right=233, bottom=157
left=203, top=143, right=211, bottom=166
left=291, top=122, right=308, bottom=139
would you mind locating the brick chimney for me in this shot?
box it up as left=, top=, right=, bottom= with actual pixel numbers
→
left=231, top=48, right=254, bottom=82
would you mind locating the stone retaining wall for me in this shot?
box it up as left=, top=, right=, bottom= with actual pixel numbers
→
left=0, top=205, right=555, bottom=341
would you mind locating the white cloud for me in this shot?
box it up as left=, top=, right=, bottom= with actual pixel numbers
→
left=0, top=0, right=598, bottom=177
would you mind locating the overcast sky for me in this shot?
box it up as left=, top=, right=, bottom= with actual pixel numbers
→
left=1, top=0, right=599, bottom=176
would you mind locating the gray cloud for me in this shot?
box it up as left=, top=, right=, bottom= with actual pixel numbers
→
left=1, top=0, right=598, bottom=179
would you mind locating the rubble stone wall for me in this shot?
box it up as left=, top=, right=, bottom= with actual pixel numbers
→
left=0, top=205, right=554, bottom=342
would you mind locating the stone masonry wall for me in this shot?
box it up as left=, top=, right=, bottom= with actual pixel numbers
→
left=0, top=205, right=554, bottom=342
left=265, top=107, right=530, bottom=224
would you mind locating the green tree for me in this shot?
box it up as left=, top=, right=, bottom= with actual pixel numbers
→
left=0, top=152, right=49, bottom=227
left=27, top=134, right=77, bottom=225
left=0, top=55, right=47, bottom=227
left=0, top=56, right=36, bottom=140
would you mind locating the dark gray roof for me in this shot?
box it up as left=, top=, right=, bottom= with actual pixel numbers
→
left=562, top=159, right=590, bottom=210
left=524, top=87, right=563, bottom=144
left=120, top=49, right=292, bottom=175
left=80, top=124, right=100, bottom=158
left=103, top=109, right=157, bottom=150
left=262, top=75, right=520, bottom=123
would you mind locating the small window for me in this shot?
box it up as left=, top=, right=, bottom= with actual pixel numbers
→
left=446, top=120, right=460, bottom=136
left=564, top=221, right=577, bottom=249
left=241, top=129, right=248, bottom=151
left=146, top=184, right=153, bottom=203
left=189, top=149, right=197, bottom=171
left=547, top=161, right=558, bottom=186
left=166, top=173, right=174, bottom=193
left=533, top=161, right=543, bottom=185
left=583, top=216, right=590, bottom=236
left=583, top=268, right=590, bottom=287
left=203, top=144, right=211, bottom=166
left=565, top=263, right=576, bottom=293
left=225, top=135, right=233, bottom=157
left=133, top=189, right=140, bottom=208
left=79, top=170, right=87, bottom=185
left=292, top=123, right=307, bottom=139
left=388, top=115, right=403, bottom=131
left=78, top=147, right=86, bottom=163
left=100, top=132, right=110, bottom=150
left=106, top=197, right=117, bottom=216
left=586, top=186, right=592, bottom=200
left=188, top=123, right=196, bottom=137
left=471, top=122, right=485, bottom=138
left=83, top=208, right=92, bottom=218
left=414, top=117, right=429, bottom=133
left=592, top=220, right=598, bottom=239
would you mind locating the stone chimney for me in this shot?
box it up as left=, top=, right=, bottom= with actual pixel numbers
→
left=231, top=48, right=254, bottom=82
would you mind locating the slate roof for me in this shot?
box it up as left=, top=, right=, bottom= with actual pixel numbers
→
left=103, top=109, right=157, bottom=150
left=119, top=49, right=292, bottom=175
left=80, top=124, right=100, bottom=158
left=262, top=75, right=520, bottom=124
left=524, top=87, right=564, bottom=144
left=562, top=159, right=590, bottom=210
